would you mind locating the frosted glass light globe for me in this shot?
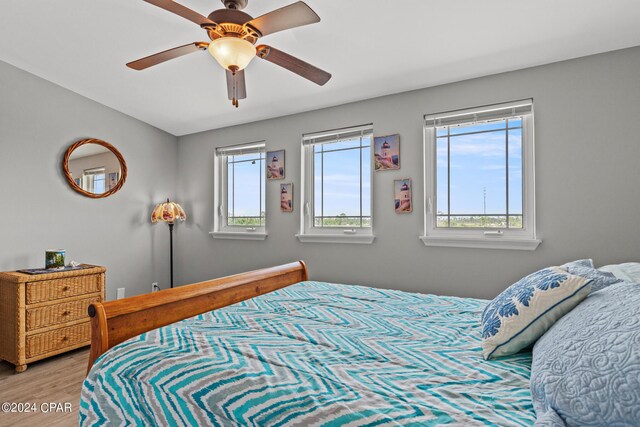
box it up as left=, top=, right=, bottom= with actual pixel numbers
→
left=208, top=37, right=256, bottom=71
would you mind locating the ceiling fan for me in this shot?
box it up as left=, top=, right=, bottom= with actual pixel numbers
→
left=127, top=0, right=332, bottom=107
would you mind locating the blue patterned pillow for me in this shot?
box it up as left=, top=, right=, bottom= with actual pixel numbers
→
left=481, top=266, right=592, bottom=359
left=531, top=282, right=640, bottom=426
left=563, top=258, right=593, bottom=268
left=563, top=259, right=622, bottom=293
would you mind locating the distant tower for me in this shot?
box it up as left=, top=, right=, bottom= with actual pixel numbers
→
left=281, top=185, right=288, bottom=206
left=483, top=186, right=487, bottom=226
left=483, top=187, right=486, bottom=216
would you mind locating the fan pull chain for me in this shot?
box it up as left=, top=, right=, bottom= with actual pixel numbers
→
left=229, top=66, right=240, bottom=107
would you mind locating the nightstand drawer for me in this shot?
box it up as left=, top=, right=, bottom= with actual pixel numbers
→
left=25, top=322, right=91, bottom=359
left=26, top=274, right=102, bottom=304
left=26, top=295, right=100, bottom=331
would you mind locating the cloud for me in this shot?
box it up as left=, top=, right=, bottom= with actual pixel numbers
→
left=321, top=173, right=360, bottom=184
left=322, top=192, right=360, bottom=199
left=480, top=164, right=506, bottom=171
left=319, top=174, right=370, bottom=190
left=452, top=142, right=505, bottom=157
left=436, top=132, right=517, bottom=158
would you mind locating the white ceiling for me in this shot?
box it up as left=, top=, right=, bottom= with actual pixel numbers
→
left=1, top=1, right=640, bottom=136
left=68, top=144, right=110, bottom=160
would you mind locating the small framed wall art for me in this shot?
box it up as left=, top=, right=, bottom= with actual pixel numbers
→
left=267, top=149, right=285, bottom=180
left=280, top=183, right=293, bottom=212
left=374, top=134, right=400, bottom=171
left=394, top=178, right=412, bottom=213
left=107, top=172, right=119, bottom=191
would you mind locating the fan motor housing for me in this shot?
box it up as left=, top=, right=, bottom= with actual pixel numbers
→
left=205, top=9, right=257, bottom=42
left=207, top=9, right=252, bottom=26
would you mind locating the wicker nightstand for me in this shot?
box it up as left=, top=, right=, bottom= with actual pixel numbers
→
left=0, top=266, right=105, bottom=373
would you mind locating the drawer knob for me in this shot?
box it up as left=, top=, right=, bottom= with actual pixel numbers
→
left=62, top=311, right=70, bottom=316
left=62, top=286, right=70, bottom=292
left=61, top=336, right=68, bottom=341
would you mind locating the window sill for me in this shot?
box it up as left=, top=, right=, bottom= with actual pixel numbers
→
left=210, top=231, right=268, bottom=241
left=419, top=235, right=541, bottom=250
left=296, top=233, right=375, bottom=244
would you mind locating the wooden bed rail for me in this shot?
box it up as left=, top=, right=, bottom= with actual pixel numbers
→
left=87, top=261, right=308, bottom=373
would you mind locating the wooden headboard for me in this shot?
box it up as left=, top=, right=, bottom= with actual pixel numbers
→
left=87, top=261, right=308, bottom=373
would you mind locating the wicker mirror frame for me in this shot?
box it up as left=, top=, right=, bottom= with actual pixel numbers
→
left=63, top=138, right=128, bottom=199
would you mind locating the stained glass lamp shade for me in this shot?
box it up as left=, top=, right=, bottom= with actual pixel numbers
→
left=151, top=200, right=186, bottom=224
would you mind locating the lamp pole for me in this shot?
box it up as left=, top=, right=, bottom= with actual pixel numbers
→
left=152, top=197, right=185, bottom=290
left=169, top=221, right=174, bottom=288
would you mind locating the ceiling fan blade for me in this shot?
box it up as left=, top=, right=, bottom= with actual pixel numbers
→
left=226, top=69, right=247, bottom=103
left=244, top=1, right=320, bottom=37
left=127, top=42, right=208, bottom=70
left=143, top=0, right=216, bottom=26
left=256, top=45, right=331, bottom=86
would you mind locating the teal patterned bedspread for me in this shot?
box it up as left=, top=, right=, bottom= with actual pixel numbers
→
left=80, top=281, right=534, bottom=426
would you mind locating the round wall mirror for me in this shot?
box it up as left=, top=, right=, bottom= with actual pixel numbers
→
left=63, top=138, right=127, bottom=198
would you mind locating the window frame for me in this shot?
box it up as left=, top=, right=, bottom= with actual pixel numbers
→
left=211, top=141, right=268, bottom=241
left=297, top=124, right=375, bottom=244
left=82, top=167, right=106, bottom=194
left=421, top=100, right=540, bottom=250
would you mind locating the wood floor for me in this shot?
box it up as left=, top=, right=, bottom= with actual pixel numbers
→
left=0, top=348, right=88, bottom=427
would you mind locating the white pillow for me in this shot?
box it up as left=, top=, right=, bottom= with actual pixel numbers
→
left=481, top=266, right=592, bottom=359
left=599, top=262, right=640, bottom=284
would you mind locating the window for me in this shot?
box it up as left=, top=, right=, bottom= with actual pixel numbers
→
left=83, top=167, right=106, bottom=194
left=298, top=124, right=374, bottom=244
left=211, top=141, right=267, bottom=240
left=422, top=100, right=540, bottom=250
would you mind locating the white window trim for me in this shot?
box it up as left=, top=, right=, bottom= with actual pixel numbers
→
left=297, top=124, right=375, bottom=244
left=209, top=230, right=268, bottom=241
left=420, top=100, right=541, bottom=250
left=211, top=141, right=268, bottom=241
left=296, top=233, right=375, bottom=244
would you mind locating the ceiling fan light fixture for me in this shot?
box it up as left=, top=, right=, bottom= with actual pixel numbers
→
left=208, top=37, right=256, bottom=72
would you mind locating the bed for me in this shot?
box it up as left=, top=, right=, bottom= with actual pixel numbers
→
left=80, top=262, right=535, bottom=426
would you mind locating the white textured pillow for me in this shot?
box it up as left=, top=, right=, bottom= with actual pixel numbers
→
left=481, top=266, right=592, bottom=359
left=599, top=262, right=640, bottom=284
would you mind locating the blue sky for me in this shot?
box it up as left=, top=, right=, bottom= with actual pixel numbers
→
left=228, top=141, right=371, bottom=219
left=314, top=139, right=370, bottom=217
left=437, top=120, right=522, bottom=216
left=227, top=122, right=521, bottom=219
left=227, top=153, right=265, bottom=218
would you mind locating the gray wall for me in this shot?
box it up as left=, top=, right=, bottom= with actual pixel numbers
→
left=0, top=60, right=178, bottom=300
left=3, top=46, right=638, bottom=302
left=176, top=46, right=640, bottom=299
